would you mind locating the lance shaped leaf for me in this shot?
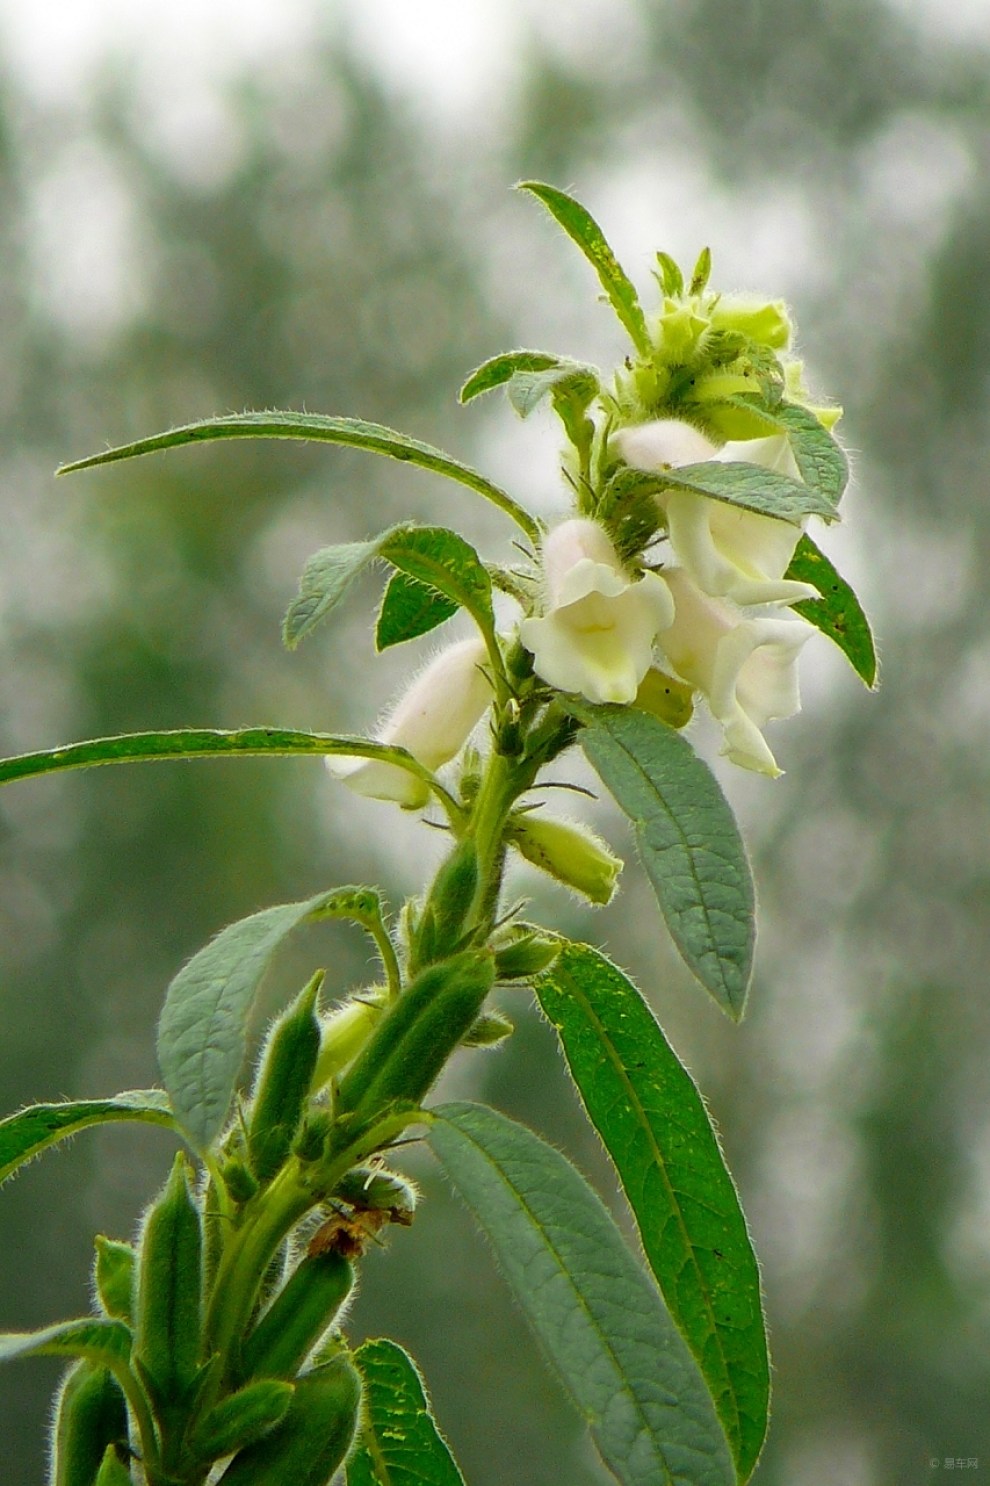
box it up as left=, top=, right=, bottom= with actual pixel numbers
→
left=787, top=534, right=877, bottom=688
left=518, top=182, right=650, bottom=356
left=0, top=728, right=439, bottom=796
left=158, top=886, right=390, bottom=1149
left=347, top=1338, right=465, bottom=1486
left=0, top=1091, right=174, bottom=1188
left=0, top=1319, right=132, bottom=1370
left=58, top=411, right=539, bottom=540
left=459, top=348, right=560, bottom=403
left=660, top=462, right=835, bottom=525
left=376, top=571, right=458, bottom=651
left=535, top=942, right=769, bottom=1481
left=572, top=704, right=754, bottom=1018
left=283, top=532, right=399, bottom=650
left=431, top=1103, right=735, bottom=1486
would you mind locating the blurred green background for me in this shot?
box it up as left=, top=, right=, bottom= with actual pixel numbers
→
left=1, top=2, right=988, bottom=1482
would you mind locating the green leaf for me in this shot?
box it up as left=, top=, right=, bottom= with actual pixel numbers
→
left=505, top=363, right=600, bottom=421
left=0, top=728, right=441, bottom=799
left=459, top=349, right=560, bottom=403
left=571, top=704, right=755, bottom=1019
left=347, top=1338, right=465, bottom=1486
left=0, top=1092, right=174, bottom=1188
left=283, top=533, right=398, bottom=650
left=535, top=942, right=769, bottom=1481
left=718, top=397, right=848, bottom=507
left=689, top=246, right=713, bottom=296
left=518, top=181, right=650, bottom=357
left=376, top=572, right=457, bottom=651
left=0, top=1319, right=132, bottom=1370
left=660, top=461, right=836, bottom=524
left=787, top=533, right=878, bottom=688
left=158, top=886, right=391, bottom=1150
left=430, top=1104, right=735, bottom=1486
left=284, top=524, right=493, bottom=652
left=655, top=251, right=684, bottom=298
left=58, top=411, right=540, bottom=542
left=381, top=526, right=493, bottom=638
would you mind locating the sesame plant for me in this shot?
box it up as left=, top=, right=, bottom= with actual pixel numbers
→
left=0, top=183, right=875, bottom=1486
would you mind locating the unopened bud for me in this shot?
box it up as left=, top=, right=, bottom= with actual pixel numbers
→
left=634, top=667, right=694, bottom=729
left=510, top=814, right=622, bottom=906
left=493, top=928, right=560, bottom=981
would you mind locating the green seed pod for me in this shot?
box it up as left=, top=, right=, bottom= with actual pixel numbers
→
left=190, top=1379, right=294, bottom=1462
left=334, top=1165, right=417, bottom=1222
left=248, top=972, right=323, bottom=1184
left=413, top=838, right=479, bottom=970
left=50, top=1362, right=128, bottom=1486
left=134, top=1153, right=203, bottom=1404
left=239, top=1250, right=354, bottom=1383
left=493, top=929, right=559, bottom=981
left=93, top=1445, right=132, bottom=1486
left=218, top=1357, right=361, bottom=1486
left=335, top=951, right=495, bottom=1120
left=93, top=1237, right=135, bottom=1324
left=461, top=1009, right=514, bottom=1047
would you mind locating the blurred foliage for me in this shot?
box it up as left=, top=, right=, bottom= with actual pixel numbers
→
left=1, top=3, right=989, bottom=1483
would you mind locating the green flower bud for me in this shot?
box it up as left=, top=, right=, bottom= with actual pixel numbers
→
left=238, top=1251, right=354, bottom=1383
left=248, top=972, right=322, bottom=1185
left=461, top=1009, right=514, bottom=1047
left=510, top=815, right=623, bottom=906
left=708, top=294, right=792, bottom=350
left=492, top=929, right=560, bottom=981
left=94, top=1445, right=132, bottom=1486
left=335, top=951, right=495, bottom=1120
left=93, top=1237, right=135, bottom=1324
left=634, top=667, right=695, bottom=730
left=312, top=993, right=384, bottom=1090
left=334, top=1165, right=418, bottom=1223
left=134, top=1153, right=203, bottom=1404
left=51, top=1362, right=129, bottom=1486
left=190, top=1379, right=294, bottom=1461
left=219, top=1357, right=361, bottom=1486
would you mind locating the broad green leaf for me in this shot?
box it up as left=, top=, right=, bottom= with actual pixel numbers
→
left=661, top=461, right=836, bottom=524
left=430, top=1103, right=735, bottom=1486
left=58, top=411, right=540, bottom=542
left=158, top=886, right=390, bottom=1149
left=0, top=1092, right=174, bottom=1188
left=459, top=349, right=559, bottom=403
left=382, top=526, right=493, bottom=638
left=376, top=571, right=457, bottom=651
left=505, top=363, right=600, bottom=421
left=717, top=397, right=848, bottom=507
left=787, top=534, right=878, bottom=688
left=535, top=942, right=769, bottom=1481
left=0, top=1319, right=132, bottom=1369
left=0, top=729, right=440, bottom=799
left=518, top=181, right=650, bottom=357
left=283, top=532, right=398, bottom=649
left=347, top=1338, right=465, bottom=1486
left=572, top=704, right=755, bottom=1018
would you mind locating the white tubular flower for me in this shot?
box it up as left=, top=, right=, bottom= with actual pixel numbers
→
left=613, top=419, right=819, bottom=607
left=660, top=568, right=815, bottom=777
left=519, top=518, right=674, bottom=705
left=327, top=636, right=492, bottom=807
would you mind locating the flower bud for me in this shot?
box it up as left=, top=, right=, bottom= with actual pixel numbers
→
left=492, top=928, right=560, bottom=981
left=634, top=666, right=695, bottom=729
left=327, top=636, right=493, bottom=808
left=510, top=814, right=622, bottom=905
left=660, top=568, right=815, bottom=776
left=708, top=294, right=792, bottom=350
left=519, top=519, right=674, bottom=705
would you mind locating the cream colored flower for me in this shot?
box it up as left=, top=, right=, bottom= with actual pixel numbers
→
left=613, top=419, right=819, bottom=607
left=327, top=636, right=492, bottom=807
left=660, top=568, right=814, bottom=777
left=519, top=518, right=674, bottom=705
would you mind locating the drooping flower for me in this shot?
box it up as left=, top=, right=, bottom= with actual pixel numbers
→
left=659, top=568, right=815, bottom=776
left=612, top=419, right=819, bottom=607
left=519, top=518, right=674, bottom=705
left=327, top=636, right=492, bottom=807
